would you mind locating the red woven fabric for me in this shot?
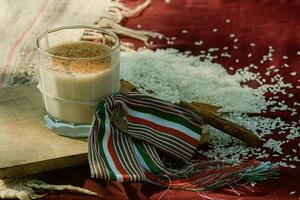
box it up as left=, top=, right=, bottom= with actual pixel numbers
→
left=44, top=0, right=300, bottom=199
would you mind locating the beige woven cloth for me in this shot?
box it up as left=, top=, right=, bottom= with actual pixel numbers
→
left=0, top=0, right=161, bottom=87
left=0, top=0, right=162, bottom=199
left=0, top=178, right=98, bottom=200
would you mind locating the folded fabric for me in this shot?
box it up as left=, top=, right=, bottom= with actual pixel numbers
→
left=88, top=92, right=277, bottom=190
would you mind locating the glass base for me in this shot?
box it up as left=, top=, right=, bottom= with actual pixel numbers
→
left=44, top=115, right=91, bottom=138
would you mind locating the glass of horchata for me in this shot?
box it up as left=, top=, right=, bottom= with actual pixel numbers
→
left=36, top=25, right=120, bottom=137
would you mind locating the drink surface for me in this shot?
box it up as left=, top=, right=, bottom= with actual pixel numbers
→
left=49, top=41, right=111, bottom=58
left=47, top=41, right=112, bottom=75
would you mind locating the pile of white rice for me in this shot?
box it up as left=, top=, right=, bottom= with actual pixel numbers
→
left=120, top=48, right=299, bottom=168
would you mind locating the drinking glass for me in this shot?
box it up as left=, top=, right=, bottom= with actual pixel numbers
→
left=36, top=25, right=120, bottom=137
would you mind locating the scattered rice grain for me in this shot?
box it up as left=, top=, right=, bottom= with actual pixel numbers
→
left=182, top=29, right=188, bottom=34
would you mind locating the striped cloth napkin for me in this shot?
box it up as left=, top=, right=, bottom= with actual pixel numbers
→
left=88, top=92, right=277, bottom=190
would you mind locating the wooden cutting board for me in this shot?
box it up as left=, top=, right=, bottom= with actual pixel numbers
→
left=0, top=81, right=136, bottom=179
left=0, top=84, right=89, bottom=178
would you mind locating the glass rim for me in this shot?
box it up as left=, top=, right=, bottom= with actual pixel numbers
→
left=36, top=25, right=120, bottom=60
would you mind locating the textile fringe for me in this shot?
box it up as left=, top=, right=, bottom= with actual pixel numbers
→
left=0, top=178, right=97, bottom=200
left=146, top=160, right=278, bottom=191
left=82, top=0, right=164, bottom=46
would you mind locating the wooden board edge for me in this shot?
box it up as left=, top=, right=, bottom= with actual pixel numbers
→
left=0, top=153, right=88, bottom=179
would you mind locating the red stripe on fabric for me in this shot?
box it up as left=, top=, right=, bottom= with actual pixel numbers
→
left=0, top=0, right=48, bottom=86
left=107, top=130, right=131, bottom=181
left=127, top=115, right=200, bottom=147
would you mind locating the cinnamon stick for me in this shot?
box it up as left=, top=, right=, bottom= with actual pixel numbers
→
left=179, top=102, right=261, bottom=147
left=191, top=102, right=222, bottom=113
left=120, top=79, right=138, bottom=92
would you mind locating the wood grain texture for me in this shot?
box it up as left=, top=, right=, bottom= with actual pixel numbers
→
left=0, top=84, right=88, bottom=178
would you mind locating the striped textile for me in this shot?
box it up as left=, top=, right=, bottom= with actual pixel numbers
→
left=88, top=92, right=275, bottom=190
left=88, top=92, right=203, bottom=181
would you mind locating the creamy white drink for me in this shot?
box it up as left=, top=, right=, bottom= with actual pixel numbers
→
left=39, top=41, right=120, bottom=123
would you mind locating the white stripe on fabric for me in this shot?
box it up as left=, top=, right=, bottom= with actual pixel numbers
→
left=129, top=122, right=195, bottom=153
left=129, top=130, right=188, bottom=162
left=129, top=124, right=194, bottom=158
left=102, top=109, right=124, bottom=181
left=118, top=101, right=201, bottom=141
left=132, top=143, right=150, bottom=172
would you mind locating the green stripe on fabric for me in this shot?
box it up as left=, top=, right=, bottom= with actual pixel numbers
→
left=96, top=102, right=117, bottom=180
left=121, top=133, right=146, bottom=181
left=89, top=120, right=105, bottom=178
left=111, top=128, right=134, bottom=180
left=114, top=129, right=144, bottom=181
left=95, top=119, right=111, bottom=180
left=143, top=144, right=170, bottom=173
left=135, top=142, right=163, bottom=174
left=132, top=96, right=204, bottom=131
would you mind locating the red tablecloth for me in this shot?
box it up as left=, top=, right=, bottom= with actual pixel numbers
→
left=44, top=0, right=300, bottom=199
